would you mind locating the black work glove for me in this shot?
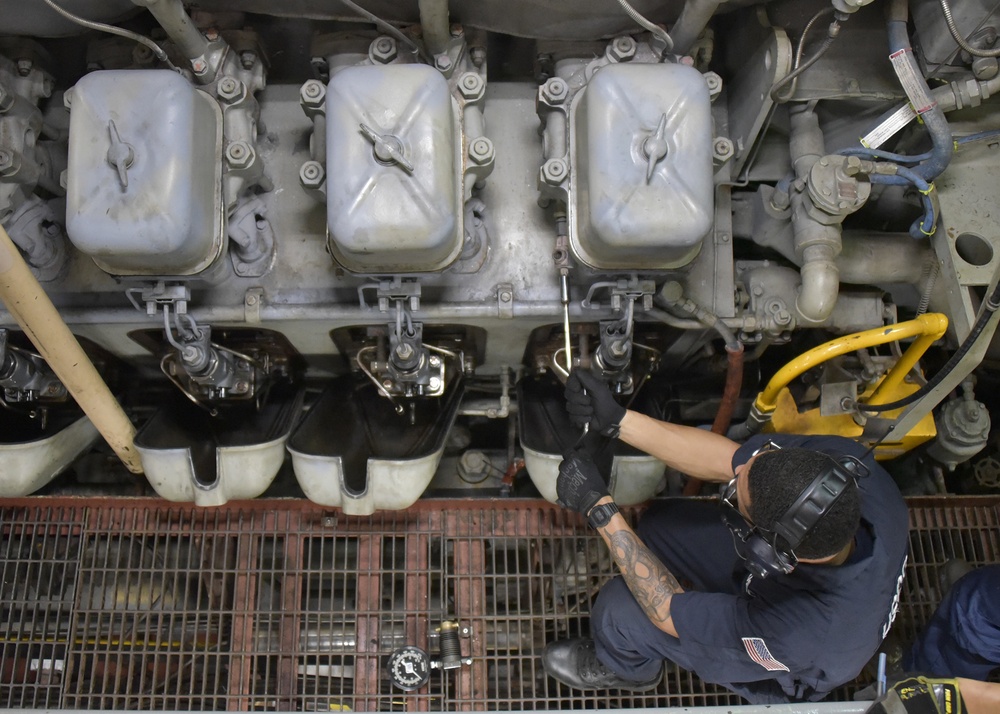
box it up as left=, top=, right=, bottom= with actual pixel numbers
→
left=564, top=369, right=626, bottom=437
left=557, top=450, right=610, bottom=516
left=864, top=675, right=965, bottom=714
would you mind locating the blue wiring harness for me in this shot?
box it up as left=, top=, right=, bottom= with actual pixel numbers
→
left=838, top=130, right=1000, bottom=239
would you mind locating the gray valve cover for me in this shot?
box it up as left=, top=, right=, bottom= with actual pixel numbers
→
left=570, top=62, right=714, bottom=270
left=64, top=70, right=224, bottom=276
left=325, top=64, right=463, bottom=274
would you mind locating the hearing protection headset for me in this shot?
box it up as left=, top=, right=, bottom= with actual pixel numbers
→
left=720, top=446, right=867, bottom=579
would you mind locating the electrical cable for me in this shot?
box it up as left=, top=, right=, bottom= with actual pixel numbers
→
left=936, top=0, right=1000, bottom=57
left=337, top=0, right=432, bottom=63
left=773, top=7, right=835, bottom=103
left=770, top=9, right=847, bottom=103
left=615, top=0, right=674, bottom=55
left=40, top=0, right=177, bottom=70
left=856, top=276, right=1000, bottom=413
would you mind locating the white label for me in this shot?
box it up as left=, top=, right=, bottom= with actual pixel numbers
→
left=889, top=49, right=936, bottom=114
left=861, top=103, right=918, bottom=149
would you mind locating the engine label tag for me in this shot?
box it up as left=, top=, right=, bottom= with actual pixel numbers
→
left=888, top=48, right=937, bottom=114
left=861, top=103, right=917, bottom=149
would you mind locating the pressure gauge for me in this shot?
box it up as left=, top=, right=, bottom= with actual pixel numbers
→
left=387, top=645, right=431, bottom=691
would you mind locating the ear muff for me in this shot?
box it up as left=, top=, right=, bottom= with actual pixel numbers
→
left=721, top=453, right=865, bottom=579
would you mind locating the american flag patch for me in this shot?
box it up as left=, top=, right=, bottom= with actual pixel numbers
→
left=742, top=637, right=789, bottom=672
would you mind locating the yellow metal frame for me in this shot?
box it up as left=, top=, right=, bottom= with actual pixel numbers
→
left=753, top=314, right=949, bottom=459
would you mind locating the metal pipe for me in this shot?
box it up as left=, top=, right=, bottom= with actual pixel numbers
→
left=753, top=313, right=949, bottom=414
left=418, top=0, right=451, bottom=57
left=788, top=107, right=843, bottom=325
left=0, top=224, right=143, bottom=474
left=131, top=0, right=209, bottom=61
left=670, top=0, right=723, bottom=56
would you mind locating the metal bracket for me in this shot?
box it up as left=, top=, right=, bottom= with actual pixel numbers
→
left=244, top=287, right=263, bottom=324
left=358, top=279, right=421, bottom=311
left=126, top=282, right=191, bottom=316
left=497, top=283, right=514, bottom=319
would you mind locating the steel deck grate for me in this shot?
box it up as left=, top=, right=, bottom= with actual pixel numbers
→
left=1, top=496, right=998, bottom=710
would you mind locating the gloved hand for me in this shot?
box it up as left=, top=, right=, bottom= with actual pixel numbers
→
left=557, top=449, right=610, bottom=516
left=564, top=369, right=626, bottom=437
left=864, top=675, right=965, bottom=714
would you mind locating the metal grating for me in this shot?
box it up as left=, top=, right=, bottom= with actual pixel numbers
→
left=1, top=496, right=998, bottom=711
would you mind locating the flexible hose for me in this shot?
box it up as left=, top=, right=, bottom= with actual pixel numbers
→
left=683, top=343, right=745, bottom=496
left=858, top=278, right=1000, bottom=413
left=615, top=0, right=674, bottom=54
left=41, top=0, right=176, bottom=70
left=936, top=0, right=1000, bottom=57
left=887, top=4, right=954, bottom=181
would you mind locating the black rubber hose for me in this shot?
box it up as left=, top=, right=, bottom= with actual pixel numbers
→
left=858, top=279, right=1000, bottom=413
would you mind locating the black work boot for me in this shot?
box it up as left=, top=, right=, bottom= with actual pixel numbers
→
left=542, top=638, right=662, bottom=692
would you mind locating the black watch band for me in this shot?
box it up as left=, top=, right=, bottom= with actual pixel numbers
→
left=587, top=502, right=620, bottom=529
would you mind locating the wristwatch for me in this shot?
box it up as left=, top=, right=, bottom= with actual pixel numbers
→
left=587, top=502, right=620, bottom=529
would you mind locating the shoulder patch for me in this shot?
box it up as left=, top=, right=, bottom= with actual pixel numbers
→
left=742, top=637, right=790, bottom=672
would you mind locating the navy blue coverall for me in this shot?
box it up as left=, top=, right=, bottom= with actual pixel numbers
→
left=589, top=433, right=910, bottom=703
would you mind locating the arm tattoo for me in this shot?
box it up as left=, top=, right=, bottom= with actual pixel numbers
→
left=607, top=529, right=684, bottom=631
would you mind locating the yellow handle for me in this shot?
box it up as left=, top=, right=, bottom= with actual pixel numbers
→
left=754, top=313, right=949, bottom=414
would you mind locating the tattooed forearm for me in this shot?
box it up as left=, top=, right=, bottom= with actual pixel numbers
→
left=607, top=529, right=685, bottom=633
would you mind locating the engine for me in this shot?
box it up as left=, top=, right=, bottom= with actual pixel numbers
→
left=1, top=0, right=999, bottom=508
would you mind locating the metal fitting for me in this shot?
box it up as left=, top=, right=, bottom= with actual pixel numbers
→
left=217, top=76, right=246, bottom=104
left=0, top=149, right=17, bottom=176
left=468, top=137, right=495, bottom=166
left=541, top=158, right=568, bottom=185
left=434, top=54, right=453, bottom=72
left=240, top=50, right=257, bottom=70
left=972, top=57, right=999, bottom=81
left=15, top=58, right=32, bottom=77
left=539, top=77, right=569, bottom=106
left=299, top=160, right=326, bottom=189
left=712, top=137, right=735, bottom=166
left=608, top=36, right=637, bottom=62
left=0, top=84, right=12, bottom=113
left=458, top=72, right=486, bottom=101
left=225, top=141, right=255, bottom=169
left=704, top=71, right=723, bottom=102
left=299, top=80, right=326, bottom=111
left=371, top=36, right=398, bottom=64
left=191, top=57, right=209, bottom=76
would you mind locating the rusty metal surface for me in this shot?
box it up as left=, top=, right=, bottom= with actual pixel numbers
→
left=1, top=496, right=998, bottom=711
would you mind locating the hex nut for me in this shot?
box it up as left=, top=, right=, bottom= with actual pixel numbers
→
left=469, top=137, right=495, bottom=166
left=191, top=57, right=209, bottom=75
left=609, top=36, right=637, bottom=62
left=217, top=76, right=245, bottom=103
left=434, top=54, right=453, bottom=72
left=712, top=137, right=735, bottom=164
left=16, top=58, right=32, bottom=77
left=371, top=36, right=398, bottom=64
left=225, top=141, right=255, bottom=169
left=458, top=72, right=486, bottom=101
left=539, top=77, right=569, bottom=105
left=299, top=79, right=326, bottom=110
left=299, top=160, right=326, bottom=189
left=0, top=150, right=14, bottom=175
left=703, top=71, right=723, bottom=99
left=541, top=158, right=568, bottom=185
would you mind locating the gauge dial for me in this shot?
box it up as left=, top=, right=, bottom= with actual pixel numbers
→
left=387, top=645, right=431, bottom=691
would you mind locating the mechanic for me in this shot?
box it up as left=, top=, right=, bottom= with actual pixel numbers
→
left=903, top=564, right=1000, bottom=681
left=542, top=369, right=910, bottom=703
